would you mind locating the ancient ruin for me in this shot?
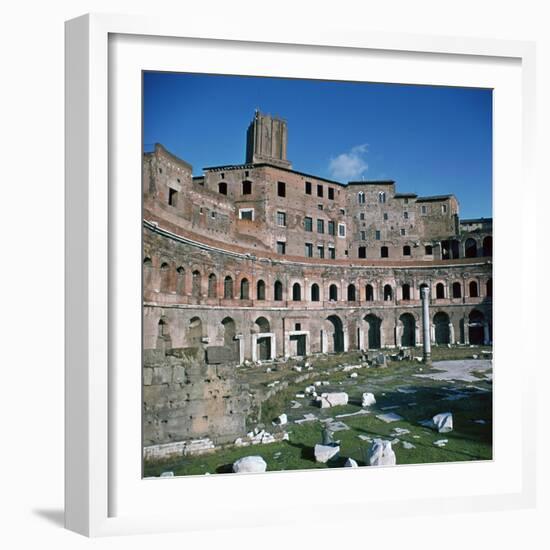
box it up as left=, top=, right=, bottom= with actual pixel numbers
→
left=142, top=111, right=492, bottom=452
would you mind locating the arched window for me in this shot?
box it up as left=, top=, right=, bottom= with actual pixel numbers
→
left=469, top=281, right=479, bottom=298
left=191, top=270, right=201, bottom=297
left=383, top=284, right=393, bottom=301
left=436, top=282, right=445, bottom=299
left=242, top=180, right=252, bottom=195
left=347, top=284, right=356, bottom=301
left=329, top=284, right=338, bottom=301
left=403, top=245, right=411, bottom=256
left=160, top=262, right=170, bottom=293
left=176, top=266, right=185, bottom=294
left=292, top=282, right=301, bottom=301
left=452, top=282, right=462, bottom=298
left=274, top=281, right=283, bottom=301
left=357, top=191, right=365, bottom=204
left=224, top=276, right=234, bottom=299
left=365, top=284, right=374, bottom=301
left=143, top=257, right=153, bottom=288
left=402, top=283, right=411, bottom=301
left=256, top=280, right=266, bottom=300
left=486, top=278, right=493, bottom=297
left=311, top=283, right=320, bottom=302
left=158, top=318, right=166, bottom=337
left=465, top=238, right=477, bottom=258
left=240, top=278, right=250, bottom=300
left=218, top=181, right=227, bottom=195
left=207, top=273, right=217, bottom=298
left=381, top=246, right=389, bottom=258
left=378, top=191, right=386, bottom=204
left=358, top=246, right=366, bottom=259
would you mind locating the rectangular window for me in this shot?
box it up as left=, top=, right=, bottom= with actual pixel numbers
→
left=375, top=230, right=381, bottom=240
left=441, top=204, right=448, bottom=214
left=295, top=323, right=301, bottom=331
left=276, top=241, right=286, bottom=255
left=318, top=204, right=324, bottom=210
left=383, top=213, right=388, bottom=220
left=305, top=181, right=312, bottom=194
left=404, top=211, right=409, bottom=219
left=317, top=219, right=325, bottom=234
left=328, top=221, right=335, bottom=235
left=360, top=231, right=366, bottom=240
left=277, top=181, right=286, bottom=197
left=318, top=246, right=325, bottom=259
left=304, top=216, right=313, bottom=232
left=328, top=187, right=334, bottom=200
left=359, top=213, right=365, bottom=220
left=305, top=243, right=313, bottom=257
left=168, top=188, right=178, bottom=206
left=317, top=184, right=324, bottom=197
left=425, top=245, right=433, bottom=255
left=328, top=247, right=336, bottom=259
left=340, top=209, right=346, bottom=215
left=404, top=198, right=409, bottom=204
left=421, top=205, right=428, bottom=215
left=276, top=211, right=287, bottom=227
left=211, top=211, right=216, bottom=219
left=400, top=228, right=406, bottom=236
left=338, top=223, right=346, bottom=237
left=239, top=208, right=254, bottom=221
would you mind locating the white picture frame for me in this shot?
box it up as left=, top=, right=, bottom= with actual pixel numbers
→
left=65, top=13, right=537, bottom=537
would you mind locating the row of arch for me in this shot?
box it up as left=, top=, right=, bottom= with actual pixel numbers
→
left=157, top=309, right=490, bottom=358
left=145, top=258, right=492, bottom=303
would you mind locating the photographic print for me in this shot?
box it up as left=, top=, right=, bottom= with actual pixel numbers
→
left=142, top=73, right=493, bottom=477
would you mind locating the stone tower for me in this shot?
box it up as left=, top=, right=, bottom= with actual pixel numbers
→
left=246, top=110, right=291, bottom=169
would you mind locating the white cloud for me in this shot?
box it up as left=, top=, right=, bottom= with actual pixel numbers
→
left=328, top=143, right=369, bottom=181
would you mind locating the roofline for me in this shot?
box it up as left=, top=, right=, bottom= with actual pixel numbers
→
left=202, top=162, right=345, bottom=186
left=347, top=180, right=395, bottom=186
left=460, top=217, right=493, bottom=224
left=416, top=194, right=455, bottom=202
left=151, top=143, right=193, bottom=171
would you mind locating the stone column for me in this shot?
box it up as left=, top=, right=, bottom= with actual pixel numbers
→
left=235, top=334, right=245, bottom=365
left=358, top=326, right=364, bottom=351
left=343, top=330, right=349, bottom=352
left=421, top=286, right=432, bottom=364
left=483, top=323, right=490, bottom=345
left=251, top=334, right=258, bottom=363
left=449, top=323, right=455, bottom=345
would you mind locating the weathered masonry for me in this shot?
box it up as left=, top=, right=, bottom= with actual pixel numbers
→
left=143, top=111, right=492, bottom=446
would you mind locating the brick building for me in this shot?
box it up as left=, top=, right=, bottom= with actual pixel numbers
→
left=142, top=111, right=492, bottom=446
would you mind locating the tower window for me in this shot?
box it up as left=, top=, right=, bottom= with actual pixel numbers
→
left=277, top=181, right=286, bottom=197
left=305, top=243, right=313, bottom=257
left=276, top=211, right=287, bottom=227
left=304, top=217, right=313, bottom=232
left=242, top=180, right=252, bottom=195
left=277, top=241, right=286, bottom=255
left=328, top=221, right=335, bottom=235
left=328, top=188, right=335, bottom=200
left=317, top=184, right=324, bottom=197
left=305, top=181, right=312, bottom=195
left=168, top=188, right=178, bottom=206
left=317, top=219, right=325, bottom=234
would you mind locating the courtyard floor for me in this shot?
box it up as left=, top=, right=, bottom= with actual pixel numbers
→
left=143, top=347, right=493, bottom=477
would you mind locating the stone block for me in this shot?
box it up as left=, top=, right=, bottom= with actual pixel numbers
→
left=206, top=345, right=236, bottom=365
left=432, top=412, right=453, bottom=433
left=316, top=392, right=349, bottom=408
left=232, top=456, right=267, bottom=473
left=367, top=439, right=396, bottom=466
left=361, top=392, right=376, bottom=407
left=314, top=443, right=340, bottom=463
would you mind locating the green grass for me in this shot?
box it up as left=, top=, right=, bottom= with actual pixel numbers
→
left=144, top=347, right=492, bottom=477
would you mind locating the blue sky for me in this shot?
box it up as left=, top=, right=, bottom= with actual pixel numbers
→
left=143, top=72, right=492, bottom=219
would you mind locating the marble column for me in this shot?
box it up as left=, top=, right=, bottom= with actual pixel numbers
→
left=421, top=286, right=432, bottom=364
